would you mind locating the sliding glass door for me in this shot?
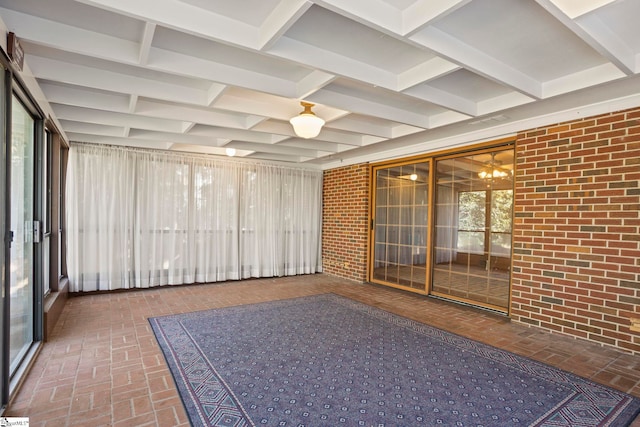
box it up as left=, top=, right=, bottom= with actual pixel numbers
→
left=9, top=95, right=36, bottom=375
left=1, top=63, right=55, bottom=407
left=371, top=162, right=430, bottom=291
left=432, top=149, right=514, bottom=311
left=369, top=145, right=514, bottom=312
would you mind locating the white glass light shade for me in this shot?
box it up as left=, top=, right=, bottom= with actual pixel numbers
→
left=225, top=147, right=236, bottom=157
left=290, top=102, right=325, bottom=139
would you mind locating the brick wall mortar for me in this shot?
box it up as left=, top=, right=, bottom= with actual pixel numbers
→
left=322, top=164, right=370, bottom=282
left=513, top=106, right=640, bottom=354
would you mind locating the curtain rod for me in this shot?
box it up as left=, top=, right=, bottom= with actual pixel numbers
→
left=70, top=141, right=324, bottom=173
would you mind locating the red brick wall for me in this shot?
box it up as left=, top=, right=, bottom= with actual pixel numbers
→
left=512, top=107, right=640, bottom=353
left=322, top=164, right=369, bottom=281
left=321, top=107, right=640, bottom=354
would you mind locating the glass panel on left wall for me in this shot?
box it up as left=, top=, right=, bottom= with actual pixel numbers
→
left=9, top=95, right=35, bottom=375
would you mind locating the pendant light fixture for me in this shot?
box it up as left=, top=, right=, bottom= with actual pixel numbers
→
left=478, top=160, right=510, bottom=180
left=290, top=102, right=325, bottom=139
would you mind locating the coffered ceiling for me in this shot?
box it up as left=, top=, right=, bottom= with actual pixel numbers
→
left=1, top=0, right=639, bottom=169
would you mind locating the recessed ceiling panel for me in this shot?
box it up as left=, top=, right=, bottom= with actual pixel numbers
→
left=40, top=81, right=132, bottom=110
left=380, top=0, right=423, bottom=10
left=285, top=5, right=436, bottom=74
left=24, top=42, right=211, bottom=91
left=325, top=78, right=447, bottom=116
left=590, top=0, right=640, bottom=53
left=0, top=0, right=145, bottom=41
left=425, top=69, right=513, bottom=102
left=177, top=0, right=281, bottom=27
left=432, top=0, right=608, bottom=81
left=59, top=119, right=126, bottom=137
left=152, top=26, right=312, bottom=81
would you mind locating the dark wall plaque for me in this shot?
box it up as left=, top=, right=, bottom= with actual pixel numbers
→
left=8, top=32, right=24, bottom=71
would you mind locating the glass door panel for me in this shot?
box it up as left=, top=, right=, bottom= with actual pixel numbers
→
left=432, top=148, right=513, bottom=311
left=371, top=162, right=429, bottom=291
left=9, top=95, right=35, bottom=374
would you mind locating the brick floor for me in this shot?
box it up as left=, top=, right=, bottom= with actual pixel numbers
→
left=5, top=274, right=640, bottom=426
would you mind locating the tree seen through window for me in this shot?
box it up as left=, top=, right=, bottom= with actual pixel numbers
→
left=457, top=189, right=512, bottom=256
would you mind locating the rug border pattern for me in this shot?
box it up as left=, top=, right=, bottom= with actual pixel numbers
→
left=149, top=293, right=640, bottom=427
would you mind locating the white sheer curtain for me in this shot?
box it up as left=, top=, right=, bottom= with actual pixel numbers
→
left=434, top=184, right=458, bottom=264
left=66, top=143, right=323, bottom=292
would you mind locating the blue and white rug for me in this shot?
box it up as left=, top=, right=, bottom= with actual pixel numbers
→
left=149, top=294, right=640, bottom=426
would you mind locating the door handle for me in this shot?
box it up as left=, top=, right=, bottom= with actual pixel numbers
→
left=33, top=220, right=41, bottom=243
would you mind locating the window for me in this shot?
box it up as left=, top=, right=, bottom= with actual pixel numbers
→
left=457, top=191, right=486, bottom=254
left=457, top=189, right=512, bottom=256
left=490, top=189, right=513, bottom=257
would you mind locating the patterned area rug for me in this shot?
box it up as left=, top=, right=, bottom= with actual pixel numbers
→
left=149, top=294, right=640, bottom=427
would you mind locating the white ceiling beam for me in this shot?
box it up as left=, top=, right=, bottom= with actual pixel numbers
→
left=300, top=128, right=368, bottom=146
left=244, top=115, right=269, bottom=130
left=402, top=84, right=477, bottom=116
left=244, top=152, right=305, bottom=163
left=428, top=110, right=471, bottom=129
left=536, top=0, right=636, bottom=75
left=402, top=0, right=471, bottom=36
left=410, top=26, right=543, bottom=99
left=249, top=120, right=368, bottom=146
left=246, top=120, right=296, bottom=138
left=28, top=55, right=208, bottom=105
left=135, top=99, right=260, bottom=130
left=209, top=99, right=285, bottom=123
left=169, top=143, right=251, bottom=157
left=328, top=117, right=394, bottom=139
left=228, top=141, right=320, bottom=158
left=59, top=119, right=127, bottom=137
left=542, top=63, right=625, bottom=98
left=397, top=57, right=460, bottom=91
left=571, top=13, right=636, bottom=74
left=75, top=0, right=260, bottom=49
left=315, top=0, right=402, bottom=34
left=127, top=129, right=223, bottom=147
left=267, top=37, right=398, bottom=91
left=3, top=7, right=304, bottom=99
left=181, top=122, right=196, bottom=133
left=277, top=138, right=340, bottom=153
left=309, top=0, right=471, bottom=49
left=388, top=125, right=424, bottom=139
left=0, top=17, right=68, bottom=141
left=477, top=92, right=534, bottom=116
left=328, top=117, right=421, bottom=140
left=40, top=82, right=131, bottom=112
left=138, top=22, right=156, bottom=65
left=308, top=89, right=431, bottom=129
left=295, top=70, right=337, bottom=99
left=548, top=0, right=618, bottom=19
left=213, top=92, right=299, bottom=123
left=148, top=47, right=298, bottom=98
left=66, top=132, right=172, bottom=150
left=128, top=95, right=138, bottom=113
left=2, top=7, right=301, bottom=105
left=41, top=85, right=264, bottom=132
left=187, top=125, right=281, bottom=144
left=0, top=7, right=138, bottom=62
left=206, top=83, right=227, bottom=107
left=52, top=103, right=189, bottom=133
left=259, top=0, right=312, bottom=50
